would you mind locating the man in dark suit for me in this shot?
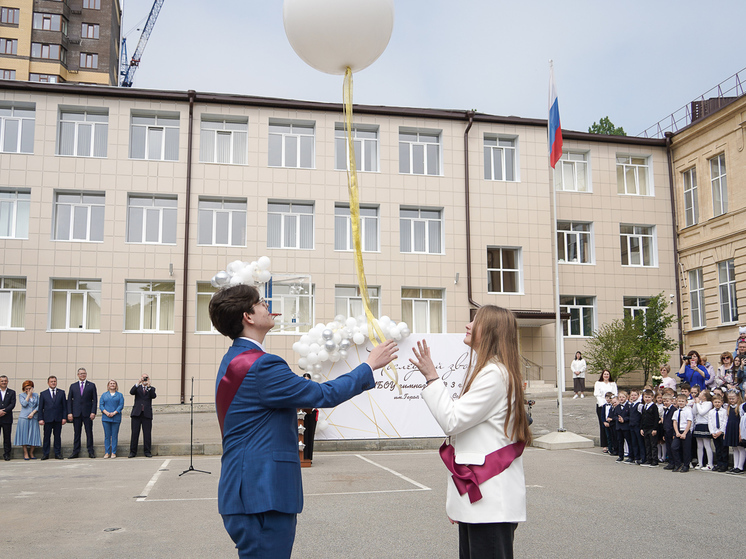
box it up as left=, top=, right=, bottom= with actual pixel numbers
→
left=208, top=284, right=397, bottom=558
left=0, top=375, right=16, bottom=461
left=129, top=374, right=157, bottom=458
left=38, top=375, right=67, bottom=460
left=67, top=367, right=97, bottom=458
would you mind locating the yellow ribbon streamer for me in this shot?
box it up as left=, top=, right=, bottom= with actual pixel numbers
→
left=343, top=67, right=401, bottom=394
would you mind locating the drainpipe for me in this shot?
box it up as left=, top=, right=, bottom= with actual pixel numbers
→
left=179, top=90, right=196, bottom=404
left=665, top=132, right=683, bottom=352
left=463, top=111, right=480, bottom=313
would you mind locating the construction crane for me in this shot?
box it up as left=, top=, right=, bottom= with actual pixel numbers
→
left=119, top=0, right=166, bottom=87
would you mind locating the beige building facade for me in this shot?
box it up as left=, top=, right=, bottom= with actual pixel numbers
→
left=0, top=81, right=677, bottom=404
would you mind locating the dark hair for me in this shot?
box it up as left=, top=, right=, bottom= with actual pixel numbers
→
left=575, top=351, right=582, bottom=360
left=599, top=369, right=611, bottom=381
left=686, top=350, right=701, bottom=365
left=47, top=375, right=57, bottom=382
left=680, top=382, right=691, bottom=391
left=642, top=389, right=654, bottom=397
left=208, top=284, right=260, bottom=339
left=302, top=373, right=312, bottom=380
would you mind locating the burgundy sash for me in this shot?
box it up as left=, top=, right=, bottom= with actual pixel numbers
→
left=439, top=439, right=525, bottom=504
left=216, top=349, right=264, bottom=436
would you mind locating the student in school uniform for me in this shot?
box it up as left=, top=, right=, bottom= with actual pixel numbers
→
left=628, top=389, right=644, bottom=465
left=615, top=391, right=632, bottom=463
left=662, top=393, right=677, bottom=470
left=603, top=393, right=617, bottom=455
left=708, top=395, right=728, bottom=472
left=639, top=389, right=660, bottom=467
left=671, top=394, right=693, bottom=472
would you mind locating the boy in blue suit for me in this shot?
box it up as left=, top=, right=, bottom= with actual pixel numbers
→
left=209, top=283, right=397, bottom=558
left=615, top=390, right=631, bottom=462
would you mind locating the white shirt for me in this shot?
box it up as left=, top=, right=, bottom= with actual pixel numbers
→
left=673, top=407, right=693, bottom=433
left=570, top=359, right=587, bottom=379
left=0, top=389, right=6, bottom=401
left=693, top=401, right=713, bottom=425
left=594, top=381, right=618, bottom=406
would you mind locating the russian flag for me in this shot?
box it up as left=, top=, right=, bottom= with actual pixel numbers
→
left=548, top=64, right=563, bottom=169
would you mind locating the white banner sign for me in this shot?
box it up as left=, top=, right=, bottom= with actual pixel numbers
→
left=314, top=334, right=470, bottom=440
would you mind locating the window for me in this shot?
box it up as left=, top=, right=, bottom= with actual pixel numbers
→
left=196, top=282, right=218, bottom=333
left=267, top=281, right=314, bottom=334
left=401, top=288, right=444, bottom=333
left=53, top=191, right=105, bottom=242
left=334, top=124, right=378, bottom=172
left=0, top=38, right=17, bottom=54
left=334, top=204, right=379, bottom=252
left=29, top=74, right=61, bottom=83
left=197, top=197, right=246, bottom=246
left=623, top=296, right=650, bottom=320
left=81, top=23, right=99, bottom=39
left=710, top=153, right=727, bottom=217
left=400, top=207, right=442, bottom=254
left=31, top=43, right=65, bottom=62
left=79, top=52, right=98, bottom=69
left=1, top=69, right=16, bottom=79
left=487, top=247, right=521, bottom=293
left=718, top=260, right=737, bottom=324
left=0, top=188, right=30, bottom=239
left=127, top=195, right=177, bottom=244
left=561, top=296, right=595, bottom=337
left=1, top=8, right=20, bottom=25
left=399, top=129, right=441, bottom=175
left=33, top=13, right=66, bottom=33
left=0, top=277, right=25, bottom=330
left=57, top=107, right=107, bottom=157
left=616, top=155, right=650, bottom=195
left=554, top=151, right=589, bottom=192
left=268, top=121, right=314, bottom=168
left=484, top=136, right=517, bottom=181
left=557, top=222, right=592, bottom=264
left=0, top=102, right=34, bottom=153
left=682, top=167, right=698, bottom=227
left=620, top=225, right=655, bottom=267
left=49, top=279, right=101, bottom=331
left=199, top=116, right=248, bottom=165
left=267, top=201, right=314, bottom=249
left=83, top=0, right=101, bottom=9
left=335, top=285, right=380, bottom=318
left=689, top=269, right=705, bottom=329
left=124, top=281, right=175, bottom=332
left=129, top=112, right=179, bottom=161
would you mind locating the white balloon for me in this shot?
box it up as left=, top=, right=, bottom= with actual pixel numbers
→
left=258, top=256, right=271, bottom=270
left=297, top=343, right=310, bottom=357
left=306, top=352, right=319, bottom=365
left=312, top=372, right=323, bottom=382
left=309, top=343, right=321, bottom=354
left=317, top=419, right=329, bottom=432
left=401, top=327, right=411, bottom=338
left=258, top=270, right=272, bottom=283
left=298, top=357, right=308, bottom=370
left=318, top=349, right=329, bottom=362
left=229, top=275, right=242, bottom=285
left=332, top=332, right=342, bottom=345
left=334, top=314, right=345, bottom=324
left=226, top=260, right=245, bottom=276
left=214, top=271, right=230, bottom=286
left=353, top=332, right=365, bottom=345
left=210, top=277, right=220, bottom=288
left=339, top=349, right=348, bottom=359
left=308, top=329, right=321, bottom=342
left=313, top=363, right=323, bottom=373
left=300, top=335, right=311, bottom=345
left=345, top=317, right=357, bottom=329
left=329, top=351, right=341, bottom=362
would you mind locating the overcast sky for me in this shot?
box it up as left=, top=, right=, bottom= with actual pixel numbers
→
left=120, top=0, right=746, bottom=136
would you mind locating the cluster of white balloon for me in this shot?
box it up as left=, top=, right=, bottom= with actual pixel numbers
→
left=210, top=257, right=272, bottom=288
left=293, top=315, right=410, bottom=381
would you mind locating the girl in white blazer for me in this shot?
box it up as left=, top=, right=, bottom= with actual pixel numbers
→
left=411, top=305, right=531, bottom=559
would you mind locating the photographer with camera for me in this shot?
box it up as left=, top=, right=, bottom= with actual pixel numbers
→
left=677, top=351, right=709, bottom=392
left=129, top=373, right=157, bottom=458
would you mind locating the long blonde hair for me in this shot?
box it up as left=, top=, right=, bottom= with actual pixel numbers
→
left=461, top=305, right=532, bottom=444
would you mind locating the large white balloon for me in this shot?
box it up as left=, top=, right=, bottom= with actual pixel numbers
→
left=283, top=0, right=394, bottom=75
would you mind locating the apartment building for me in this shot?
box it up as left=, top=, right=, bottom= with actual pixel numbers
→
left=0, top=81, right=677, bottom=403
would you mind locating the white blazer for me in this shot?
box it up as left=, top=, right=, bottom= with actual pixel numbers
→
left=422, top=361, right=526, bottom=524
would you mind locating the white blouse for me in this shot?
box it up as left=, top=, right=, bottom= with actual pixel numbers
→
left=594, top=381, right=618, bottom=406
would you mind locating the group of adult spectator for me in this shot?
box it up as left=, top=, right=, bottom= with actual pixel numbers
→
left=0, top=369, right=156, bottom=461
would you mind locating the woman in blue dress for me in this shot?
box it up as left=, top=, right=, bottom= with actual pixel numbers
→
left=677, top=351, right=709, bottom=391
left=99, top=379, right=124, bottom=458
left=14, top=380, right=41, bottom=459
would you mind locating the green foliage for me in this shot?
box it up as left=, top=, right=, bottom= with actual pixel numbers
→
left=631, top=293, right=679, bottom=385
left=588, top=116, right=626, bottom=136
left=583, top=319, right=639, bottom=382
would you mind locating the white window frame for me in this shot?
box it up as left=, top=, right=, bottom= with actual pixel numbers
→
left=484, top=135, right=518, bottom=181
left=268, top=120, right=315, bottom=169
left=710, top=153, right=727, bottom=217
left=124, top=281, right=175, bottom=333
left=0, top=277, right=26, bottom=330
left=334, top=124, right=379, bottom=172
left=195, top=282, right=218, bottom=334
left=400, top=207, right=443, bottom=254
left=616, top=155, right=652, bottom=196
left=197, top=197, right=246, bottom=247
left=689, top=269, right=706, bottom=329
left=623, top=296, right=650, bottom=320
left=334, top=204, right=379, bottom=252
left=57, top=107, right=108, bottom=158
left=53, top=191, right=105, bottom=242
left=126, top=194, right=178, bottom=245
left=335, top=285, right=380, bottom=319
left=129, top=111, right=180, bottom=161
left=267, top=201, right=314, bottom=250
left=200, top=115, right=248, bottom=165
left=561, top=296, right=595, bottom=338
left=486, top=247, right=522, bottom=294
left=399, top=129, right=441, bottom=176
left=557, top=221, right=593, bottom=264
left=401, top=288, right=445, bottom=334
left=554, top=151, right=590, bottom=192
left=682, top=167, right=698, bottom=227
left=0, top=102, right=35, bottom=154
left=620, top=224, right=656, bottom=267
left=49, top=279, right=101, bottom=332
left=267, top=275, right=314, bottom=335
left=0, top=188, right=30, bottom=239
left=718, top=260, right=737, bottom=324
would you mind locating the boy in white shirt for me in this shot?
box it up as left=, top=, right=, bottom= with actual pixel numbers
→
left=708, top=396, right=728, bottom=472
left=671, top=394, right=693, bottom=473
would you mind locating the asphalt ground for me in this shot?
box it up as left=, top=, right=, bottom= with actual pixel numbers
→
left=2, top=444, right=744, bottom=558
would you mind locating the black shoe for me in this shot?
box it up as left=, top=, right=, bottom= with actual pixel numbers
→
left=651, top=462, right=659, bottom=467
left=41, top=455, right=49, bottom=461
left=663, top=464, right=675, bottom=470
left=680, top=466, right=690, bottom=473
left=635, top=460, right=643, bottom=465
left=3, top=456, right=10, bottom=461
left=730, top=468, right=743, bottom=475
left=68, top=453, right=79, bottom=459
left=624, top=458, right=634, bottom=463
left=55, top=455, right=63, bottom=460
left=144, top=453, right=152, bottom=458
left=616, top=457, right=624, bottom=462
left=129, top=453, right=136, bottom=458
left=89, top=453, right=95, bottom=459
left=673, top=465, right=682, bottom=472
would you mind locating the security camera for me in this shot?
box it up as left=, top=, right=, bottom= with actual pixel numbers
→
left=669, top=294, right=675, bottom=298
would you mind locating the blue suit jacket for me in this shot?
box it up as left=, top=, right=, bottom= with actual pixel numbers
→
left=215, top=337, right=375, bottom=516
left=615, top=402, right=631, bottom=431
left=38, top=388, right=67, bottom=423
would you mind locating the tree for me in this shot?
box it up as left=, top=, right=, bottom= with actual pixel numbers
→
left=631, top=293, right=679, bottom=385
left=583, top=318, right=639, bottom=383
left=588, top=116, right=626, bottom=136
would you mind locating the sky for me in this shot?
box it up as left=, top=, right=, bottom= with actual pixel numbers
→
left=119, top=0, right=746, bottom=137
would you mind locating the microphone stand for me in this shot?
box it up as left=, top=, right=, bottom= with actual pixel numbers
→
left=180, top=377, right=210, bottom=476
